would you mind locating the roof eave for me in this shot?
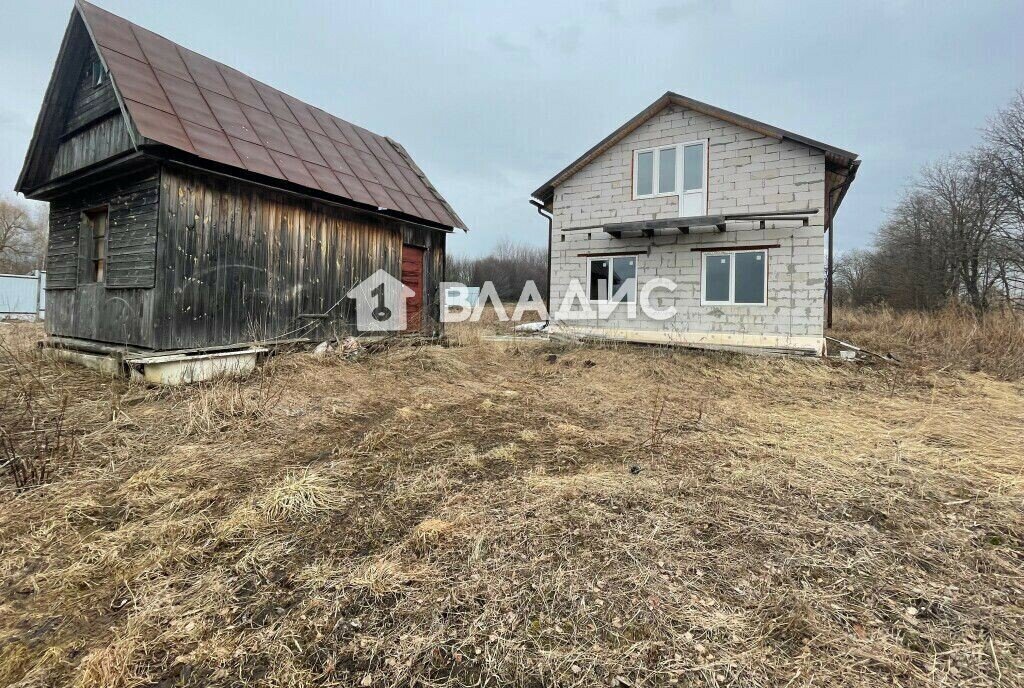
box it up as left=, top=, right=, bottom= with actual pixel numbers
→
left=830, top=159, right=861, bottom=222
left=149, top=147, right=460, bottom=232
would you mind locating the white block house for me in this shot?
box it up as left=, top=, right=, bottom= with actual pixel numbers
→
left=531, top=92, right=859, bottom=355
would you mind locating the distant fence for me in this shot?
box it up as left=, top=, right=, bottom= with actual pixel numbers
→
left=0, top=271, right=46, bottom=320
left=443, top=285, right=481, bottom=309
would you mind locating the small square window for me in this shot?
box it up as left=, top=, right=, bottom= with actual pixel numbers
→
left=701, top=249, right=767, bottom=306
left=589, top=255, right=637, bottom=303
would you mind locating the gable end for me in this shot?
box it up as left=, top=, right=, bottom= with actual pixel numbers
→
left=16, top=9, right=137, bottom=195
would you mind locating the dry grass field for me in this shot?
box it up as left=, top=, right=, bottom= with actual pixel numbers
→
left=0, top=309, right=1022, bottom=687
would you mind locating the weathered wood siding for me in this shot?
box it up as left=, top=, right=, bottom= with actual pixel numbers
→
left=63, top=46, right=119, bottom=134
left=152, top=165, right=446, bottom=350
left=44, top=168, right=161, bottom=347
left=50, top=114, right=133, bottom=180
left=47, top=43, right=131, bottom=182
left=18, top=15, right=138, bottom=193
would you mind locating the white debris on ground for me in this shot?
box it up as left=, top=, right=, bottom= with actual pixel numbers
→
left=339, top=337, right=360, bottom=356
left=825, top=336, right=900, bottom=364
left=312, top=337, right=361, bottom=359
left=513, top=321, right=548, bottom=333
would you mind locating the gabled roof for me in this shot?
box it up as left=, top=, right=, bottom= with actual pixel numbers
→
left=19, top=0, right=465, bottom=230
left=531, top=91, right=860, bottom=211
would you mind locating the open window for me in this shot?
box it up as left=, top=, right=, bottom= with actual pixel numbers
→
left=633, top=140, right=707, bottom=215
left=83, top=207, right=108, bottom=283
left=588, top=255, right=637, bottom=303
left=84, top=55, right=105, bottom=87
left=701, top=249, right=767, bottom=306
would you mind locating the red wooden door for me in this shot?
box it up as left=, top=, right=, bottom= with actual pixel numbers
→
left=401, top=245, right=424, bottom=332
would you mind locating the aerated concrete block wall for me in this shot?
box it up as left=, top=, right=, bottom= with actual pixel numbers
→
left=549, top=103, right=827, bottom=345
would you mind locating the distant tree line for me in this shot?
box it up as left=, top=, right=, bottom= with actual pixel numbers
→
left=447, top=239, right=547, bottom=301
left=0, top=198, right=47, bottom=275
left=835, top=90, right=1024, bottom=312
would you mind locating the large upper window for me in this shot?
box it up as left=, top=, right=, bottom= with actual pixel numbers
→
left=83, top=207, right=108, bottom=283
left=701, top=249, right=767, bottom=306
left=589, top=255, right=637, bottom=303
left=633, top=140, right=707, bottom=215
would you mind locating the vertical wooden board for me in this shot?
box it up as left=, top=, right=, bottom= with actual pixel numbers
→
left=134, top=165, right=448, bottom=350
left=181, top=176, right=197, bottom=347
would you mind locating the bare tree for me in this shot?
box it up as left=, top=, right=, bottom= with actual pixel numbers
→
left=985, top=89, right=1024, bottom=222
left=984, top=89, right=1024, bottom=305
left=917, top=152, right=1008, bottom=312
left=0, top=198, right=47, bottom=274
left=833, top=89, right=1024, bottom=314
left=833, top=249, right=879, bottom=307
left=447, top=238, right=547, bottom=300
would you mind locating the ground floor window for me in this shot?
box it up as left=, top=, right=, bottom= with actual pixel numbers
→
left=701, top=249, right=767, bottom=305
left=588, top=255, right=637, bottom=303
left=83, top=207, right=108, bottom=283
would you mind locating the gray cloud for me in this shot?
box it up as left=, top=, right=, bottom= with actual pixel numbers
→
left=2, top=0, right=1023, bottom=259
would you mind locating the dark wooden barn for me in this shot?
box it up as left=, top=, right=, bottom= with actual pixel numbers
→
left=16, top=0, right=465, bottom=355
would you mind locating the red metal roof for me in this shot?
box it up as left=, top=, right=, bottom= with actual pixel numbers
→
left=75, top=0, right=464, bottom=229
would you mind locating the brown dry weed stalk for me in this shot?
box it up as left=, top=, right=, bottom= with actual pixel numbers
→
left=832, top=304, right=1024, bottom=380
left=0, top=312, right=1021, bottom=688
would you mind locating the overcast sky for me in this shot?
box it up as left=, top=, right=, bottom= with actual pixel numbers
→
left=2, top=0, right=1023, bottom=257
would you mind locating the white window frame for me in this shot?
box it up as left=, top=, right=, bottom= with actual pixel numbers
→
left=632, top=145, right=678, bottom=199
left=632, top=139, right=709, bottom=216
left=587, top=255, right=638, bottom=304
left=679, top=140, right=709, bottom=217
left=700, top=249, right=769, bottom=306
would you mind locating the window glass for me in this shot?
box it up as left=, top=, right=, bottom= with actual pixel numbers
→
left=683, top=143, right=704, bottom=191
left=85, top=209, right=108, bottom=283
left=589, top=259, right=609, bottom=301
left=88, top=59, right=104, bottom=86
left=636, top=151, right=654, bottom=196
left=734, top=251, right=766, bottom=304
left=704, top=254, right=730, bottom=302
left=658, top=147, right=676, bottom=194
left=611, top=257, right=636, bottom=302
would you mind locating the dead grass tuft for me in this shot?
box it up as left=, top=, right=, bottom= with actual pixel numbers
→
left=260, top=470, right=348, bottom=522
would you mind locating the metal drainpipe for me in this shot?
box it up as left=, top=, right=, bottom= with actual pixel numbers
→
left=530, top=198, right=554, bottom=318
left=827, top=218, right=834, bottom=329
